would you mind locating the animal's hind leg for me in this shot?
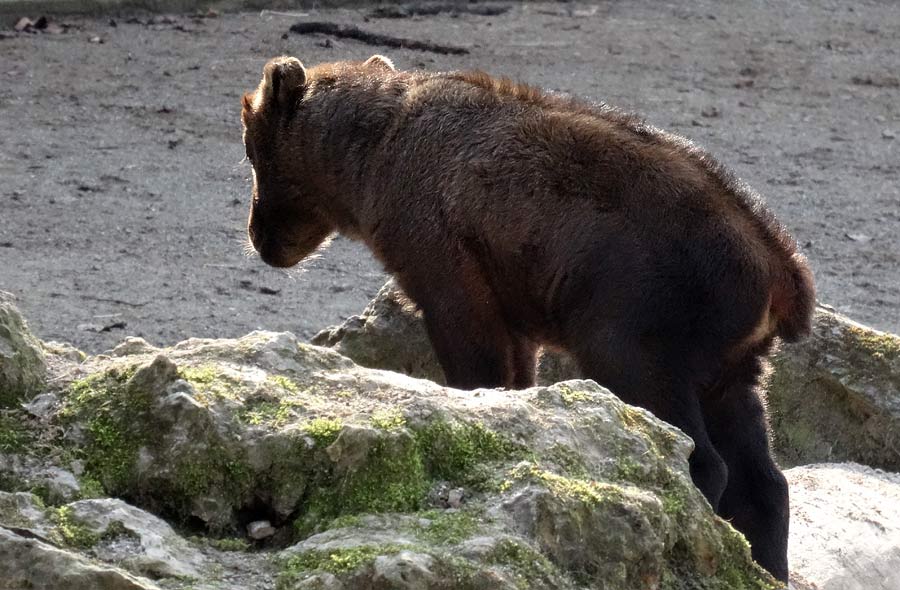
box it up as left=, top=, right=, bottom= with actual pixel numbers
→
left=571, top=334, right=729, bottom=510
left=702, top=354, right=789, bottom=583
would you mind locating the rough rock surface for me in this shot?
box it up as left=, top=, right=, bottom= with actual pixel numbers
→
left=311, top=281, right=444, bottom=385
left=314, top=284, right=900, bottom=471
left=0, top=294, right=775, bottom=589
left=0, top=291, right=46, bottom=408
left=786, top=463, right=900, bottom=590
left=768, top=307, right=900, bottom=471
left=0, top=526, right=159, bottom=590
left=66, top=498, right=206, bottom=578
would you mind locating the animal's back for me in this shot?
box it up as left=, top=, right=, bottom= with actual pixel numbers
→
left=381, top=70, right=814, bottom=343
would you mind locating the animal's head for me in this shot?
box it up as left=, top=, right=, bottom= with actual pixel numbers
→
left=241, top=54, right=396, bottom=268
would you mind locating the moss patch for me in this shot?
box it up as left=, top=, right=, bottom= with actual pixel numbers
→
left=542, top=443, right=590, bottom=479
left=846, top=325, right=900, bottom=360
left=486, top=538, right=560, bottom=590
left=268, top=374, right=300, bottom=393
left=413, top=509, right=482, bottom=545
left=209, top=537, right=251, bottom=552
left=239, top=398, right=302, bottom=428
left=277, top=543, right=412, bottom=588
left=556, top=383, right=596, bottom=406
left=303, top=417, right=344, bottom=447
left=370, top=408, right=406, bottom=431
left=416, top=419, right=523, bottom=486
left=0, top=410, right=33, bottom=453
left=503, top=463, right=628, bottom=506
left=49, top=505, right=99, bottom=549
left=296, top=430, right=427, bottom=538
left=58, top=367, right=147, bottom=495
left=178, top=365, right=246, bottom=404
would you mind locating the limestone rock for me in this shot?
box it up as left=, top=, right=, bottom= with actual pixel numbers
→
left=0, top=453, right=85, bottom=505
left=66, top=498, right=206, bottom=578
left=248, top=519, right=276, bottom=540
left=769, top=306, right=900, bottom=470
left=0, top=292, right=47, bottom=407
left=0, top=526, right=159, bottom=590
left=5, top=328, right=772, bottom=589
left=0, top=491, right=55, bottom=540
left=311, top=281, right=444, bottom=384
left=787, top=463, right=900, bottom=590
left=1, top=310, right=780, bottom=589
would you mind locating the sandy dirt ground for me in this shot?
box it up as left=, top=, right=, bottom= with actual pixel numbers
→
left=1, top=1, right=898, bottom=353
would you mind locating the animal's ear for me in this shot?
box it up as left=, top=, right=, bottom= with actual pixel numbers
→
left=364, top=54, right=396, bottom=72
left=261, top=56, right=307, bottom=111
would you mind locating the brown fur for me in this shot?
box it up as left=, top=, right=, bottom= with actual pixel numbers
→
left=240, top=56, right=815, bottom=582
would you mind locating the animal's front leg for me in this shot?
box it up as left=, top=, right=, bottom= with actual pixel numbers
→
left=396, top=259, right=517, bottom=390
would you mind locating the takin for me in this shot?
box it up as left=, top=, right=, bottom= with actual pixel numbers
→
left=240, top=55, right=815, bottom=583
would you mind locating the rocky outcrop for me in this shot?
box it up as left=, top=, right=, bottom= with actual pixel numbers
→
left=9, top=291, right=900, bottom=590
left=0, top=292, right=776, bottom=589
left=311, top=281, right=444, bottom=385
left=787, top=463, right=900, bottom=590
left=0, top=526, right=159, bottom=590
left=313, top=284, right=900, bottom=471
left=0, top=292, right=46, bottom=408
left=768, top=307, right=900, bottom=471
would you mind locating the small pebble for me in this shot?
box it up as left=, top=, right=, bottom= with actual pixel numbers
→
left=247, top=520, right=276, bottom=540
left=447, top=488, right=465, bottom=508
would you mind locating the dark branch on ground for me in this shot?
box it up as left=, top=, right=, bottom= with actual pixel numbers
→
left=368, top=3, right=512, bottom=19
left=288, top=22, right=469, bottom=55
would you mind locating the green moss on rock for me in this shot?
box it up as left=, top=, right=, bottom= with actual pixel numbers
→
left=0, top=410, right=33, bottom=453
left=0, top=295, right=47, bottom=408
left=486, top=538, right=560, bottom=590
left=416, top=419, right=523, bottom=486
left=278, top=543, right=412, bottom=588
left=413, top=509, right=483, bottom=545
left=59, top=366, right=147, bottom=494
left=49, top=505, right=100, bottom=549
left=845, top=325, right=900, bottom=360
left=303, top=418, right=344, bottom=447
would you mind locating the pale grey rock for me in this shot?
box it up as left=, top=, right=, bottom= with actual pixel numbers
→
left=3, top=326, right=775, bottom=589
left=109, top=337, right=159, bottom=358
left=247, top=519, right=276, bottom=540
left=0, top=491, right=53, bottom=540
left=43, top=340, right=87, bottom=363
left=787, top=463, right=900, bottom=590
left=311, top=281, right=444, bottom=384
left=67, top=498, right=205, bottom=579
left=23, top=392, right=59, bottom=419
left=447, top=487, right=464, bottom=509
left=0, top=454, right=84, bottom=504
left=288, top=572, right=345, bottom=589
left=769, top=306, right=900, bottom=470
left=371, top=551, right=436, bottom=589
left=0, top=292, right=46, bottom=407
left=0, top=526, right=159, bottom=590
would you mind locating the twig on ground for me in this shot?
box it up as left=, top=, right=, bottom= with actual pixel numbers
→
left=368, top=3, right=511, bottom=19
left=288, top=21, right=469, bottom=55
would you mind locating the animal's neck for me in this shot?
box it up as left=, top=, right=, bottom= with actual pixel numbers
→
left=302, top=78, right=405, bottom=239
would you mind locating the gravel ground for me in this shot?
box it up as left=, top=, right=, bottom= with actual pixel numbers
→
left=1, top=0, right=898, bottom=353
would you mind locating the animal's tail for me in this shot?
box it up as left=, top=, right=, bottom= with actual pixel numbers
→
left=769, top=251, right=816, bottom=342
